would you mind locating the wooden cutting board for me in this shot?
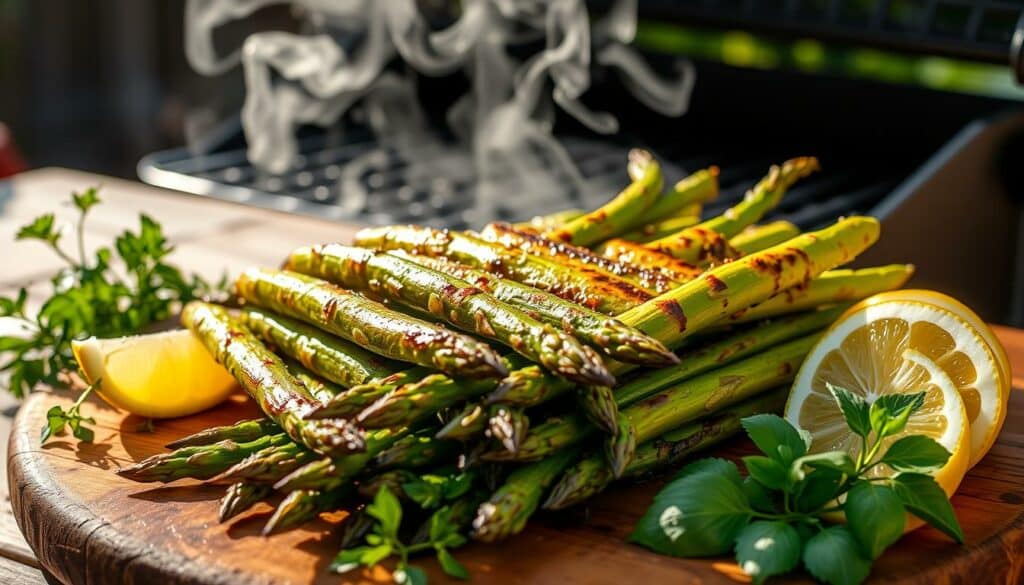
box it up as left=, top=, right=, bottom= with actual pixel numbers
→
left=8, top=326, right=1024, bottom=585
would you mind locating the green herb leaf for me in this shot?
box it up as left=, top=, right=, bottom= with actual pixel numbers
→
left=844, top=482, right=905, bottom=559
left=630, top=465, right=751, bottom=556
left=742, top=455, right=789, bottom=491
left=437, top=548, right=469, bottom=580
left=402, top=478, right=444, bottom=509
left=869, top=392, right=926, bottom=439
left=741, top=414, right=809, bottom=464
left=72, top=187, right=101, bottom=214
left=734, top=521, right=802, bottom=585
left=880, top=436, right=951, bottom=473
left=330, top=546, right=373, bottom=574
left=802, top=526, right=872, bottom=585
left=827, top=382, right=871, bottom=437
left=395, top=565, right=428, bottom=585
left=441, top=472, right=474, bottom=501
left=360, top=543, right=394, bottom=566
left=367, top=487, right=403, bottom=540
left=791, top=451, right=857, bottom=482
left=669, top=457, right=742, bottom=485
left=17, top=214, right=60, bottom=245
left=742, top=476, right=776, bottom=513
left=890, top=473, right=964, bottom=543
left=793, top=468, right=844, bottom=513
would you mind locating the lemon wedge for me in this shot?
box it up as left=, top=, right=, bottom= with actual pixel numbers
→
left=72, top=330, right=237, bottom=418
left=785, top=301, right=980, bottom=501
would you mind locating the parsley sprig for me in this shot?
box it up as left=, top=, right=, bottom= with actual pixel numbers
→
left=631, top=382, right=963, bottom=585
left=0, top=188, right=223, bottom=441
left=331, top=487, right=469, bottom=584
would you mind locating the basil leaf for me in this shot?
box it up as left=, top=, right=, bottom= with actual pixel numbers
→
left=802, top=526, right=872, bottom=585
left=827, top=382, right=871, bottom=437
left=881, top=436, right=950, bottom=472
left=844, top=482, right=905, bottom=559
left=741, top=414, right=809, bottom=464
left=735, top=521, right=802, bottom=584
left=630, top=469, right=752, bottom=556
left=743, top=455, right=789, bottom=491
left=367, top=487, right=403, bottom=540
left=890, top=473, right=964, bottom=543
left=437, top=548, right=469, bottom=580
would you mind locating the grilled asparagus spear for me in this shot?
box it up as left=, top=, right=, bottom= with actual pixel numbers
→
left=471, top=445, right=583, bottom=543
left=619, top=212, right=701, bottom=244
left=234, top=269, right=507, bottom=379
left=391, top=251, right=676, bottom=365
left=165, top=418, right=281, bottom=450
left=544, top=149, right=664, bottom=247
left=309, top=368, right=432, bottom=420
left=624, top=165, right=720, bottom=229
left=238, top=307, right=399, bottom=387
left=117, top=433, right=293, bottom=483
left=263, top=487, right=351, bottom=535
left=220, top=482, right=273, bottom=522
left=643, top=157, right=820, bottom=264
left=274, top=428, right=406, bottom=493
left=181, top=302, right=365, bottom=458
left=214, top=440, right=317, bottom=484
left=284, top=244, right=613, bottom=386
left=606, top=335, right=816, bottom=476
left=730, top=221, right=801, bottom=255
left=544, top=388, right=788, bottom=509
left=353, top=226, right=653, bottom=315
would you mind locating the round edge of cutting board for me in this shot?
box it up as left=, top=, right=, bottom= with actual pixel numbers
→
left=6, top=393, right=276, bottom=585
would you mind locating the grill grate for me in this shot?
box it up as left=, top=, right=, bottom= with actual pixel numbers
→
left=138, top=120, right=913, bottom=232
left=641, top=0, right=1024, bottom=66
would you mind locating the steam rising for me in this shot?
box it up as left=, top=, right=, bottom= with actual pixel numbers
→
left=185, top=0, right=694, bottom=220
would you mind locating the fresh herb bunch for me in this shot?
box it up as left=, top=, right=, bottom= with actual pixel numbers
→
left=631, top=382, right=963, bottom=585
left=0, top=188, right=222, bottom=439
left=331, top=487, right=470, bottom=584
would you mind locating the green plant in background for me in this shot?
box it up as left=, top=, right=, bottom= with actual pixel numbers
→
left=635, top=22, right=1024, bottom=101
left=0, top=188, right=223, bottom=427
left=631, top=383, right=963, bottom=585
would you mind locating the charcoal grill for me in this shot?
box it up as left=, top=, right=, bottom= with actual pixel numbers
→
left=138, top=1, right=1024, bottom=324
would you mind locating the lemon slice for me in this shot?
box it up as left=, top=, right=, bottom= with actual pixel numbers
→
left=860, top=289, right=1011, bottom=403
left=72, top=330, right=237, bottom=418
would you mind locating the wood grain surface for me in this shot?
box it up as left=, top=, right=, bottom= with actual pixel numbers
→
left=5, top=328, right=1023, bottom=584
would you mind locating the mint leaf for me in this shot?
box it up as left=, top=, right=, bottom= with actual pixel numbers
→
left=437, top=548, right=469, bottom=579
left=803, top=526, right=872, bottom=585
left=734, top=521, right=801, bottom=584
left=630, top=468, right=751, bottom=556
left=827, top=382, right=871, bottom=437
left=741, top=414, right=809, bottom=464
left=890, top=473, right=964, bottom=543
left=881, top=436, right=950, bottom=472
left=870, top=392, right=926, bottom=438
left=367, top=487, right=403, bottom=540
left=743, top=455, right=789, bottom=490
left=844, top=482, right=905, bottom=559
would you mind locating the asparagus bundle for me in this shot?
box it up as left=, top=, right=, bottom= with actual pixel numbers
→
left=112, top=149, right=910, bottom=569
